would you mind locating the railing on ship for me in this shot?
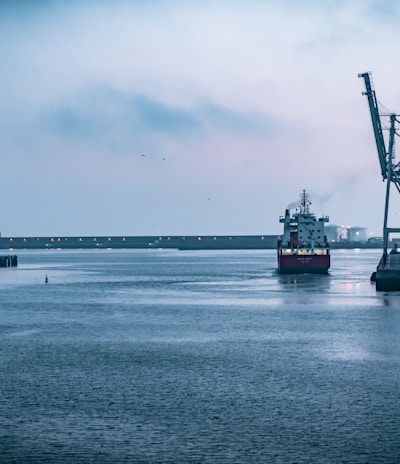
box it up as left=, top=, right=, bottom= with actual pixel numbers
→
left=279, top=248, right=330, bottom=256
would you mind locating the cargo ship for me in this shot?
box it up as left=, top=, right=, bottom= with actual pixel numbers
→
left=277, top=190, right=330, bottom=274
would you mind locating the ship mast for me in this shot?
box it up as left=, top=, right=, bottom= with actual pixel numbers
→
left=299, top=189, right=310, bottom=214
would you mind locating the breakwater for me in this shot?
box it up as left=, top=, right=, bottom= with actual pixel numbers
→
left=0, top=235, right=276, bottom=250
left=0, top=235, right=382, bottom=250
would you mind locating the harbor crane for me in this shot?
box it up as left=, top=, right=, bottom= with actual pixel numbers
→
left=358, top=72, right=400, bottom=258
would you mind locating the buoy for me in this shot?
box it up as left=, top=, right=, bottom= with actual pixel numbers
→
left=45, top=275, right=48, bottom=284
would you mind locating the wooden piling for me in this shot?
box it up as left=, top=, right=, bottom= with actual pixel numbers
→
left=0, top=255, right=18, bottom=267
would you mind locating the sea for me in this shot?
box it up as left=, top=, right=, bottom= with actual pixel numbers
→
left=0, top=248, right=399, bottom=464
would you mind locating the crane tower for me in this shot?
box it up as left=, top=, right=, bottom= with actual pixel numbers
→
left=358, top=72, right=400, bottom=258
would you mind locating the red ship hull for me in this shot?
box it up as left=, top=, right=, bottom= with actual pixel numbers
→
left=278, top=253, right=330, bottom=274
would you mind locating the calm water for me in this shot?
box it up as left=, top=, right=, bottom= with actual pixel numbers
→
left=0, top=249, right=399, bottom=463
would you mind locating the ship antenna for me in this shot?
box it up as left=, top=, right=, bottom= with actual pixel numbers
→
left=299, top=189, right=310, bottom=214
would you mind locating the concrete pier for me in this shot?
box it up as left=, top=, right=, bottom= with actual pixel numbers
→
left=0, top=255, right=17, bottom=267
left=0, top=235, right=277, bottom=250
left=375, top=252, right=400, bottom=291
left=0, top=235, right=384, bottom=250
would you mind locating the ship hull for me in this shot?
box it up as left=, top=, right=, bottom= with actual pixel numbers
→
left=278, top=253, right=330, bottom=274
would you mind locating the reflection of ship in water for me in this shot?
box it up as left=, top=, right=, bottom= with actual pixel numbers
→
left=277, top=273, right=331, bottom=305
left=278, top=273, right=331, bottom=290
left=277, top=190, right=330, bottom=274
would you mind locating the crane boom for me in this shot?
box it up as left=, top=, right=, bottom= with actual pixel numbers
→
left=358, top=72, right=387, bottom=179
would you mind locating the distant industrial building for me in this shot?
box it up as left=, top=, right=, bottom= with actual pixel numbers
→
left=325, top=225, right=342, bottom=242
left=325, top=225, right=369, bottom=243
left=346, top=226, right=368, bottom=243
left=368, top=236, right=383, bottom=245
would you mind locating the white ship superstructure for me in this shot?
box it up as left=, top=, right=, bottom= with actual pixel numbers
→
left=278, top=190, right=330, bottom=273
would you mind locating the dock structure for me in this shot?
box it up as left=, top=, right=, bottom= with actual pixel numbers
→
left=359, top=72, right=400, bottom=291
left=0, top=255, right=17, bottom=267
left=376, top=252, right=400, bottom=291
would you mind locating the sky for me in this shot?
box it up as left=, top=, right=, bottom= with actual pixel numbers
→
left=1, top=0, right=400, bottom=237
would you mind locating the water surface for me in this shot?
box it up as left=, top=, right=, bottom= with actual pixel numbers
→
left=0, top=249, right=399, bottom=463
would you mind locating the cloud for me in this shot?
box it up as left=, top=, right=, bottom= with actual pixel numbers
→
left=133, top=95, right=200, bottom=134
left=33, top=87, right=279, bottom=149
left=41, top=105, right=98, bottom=138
